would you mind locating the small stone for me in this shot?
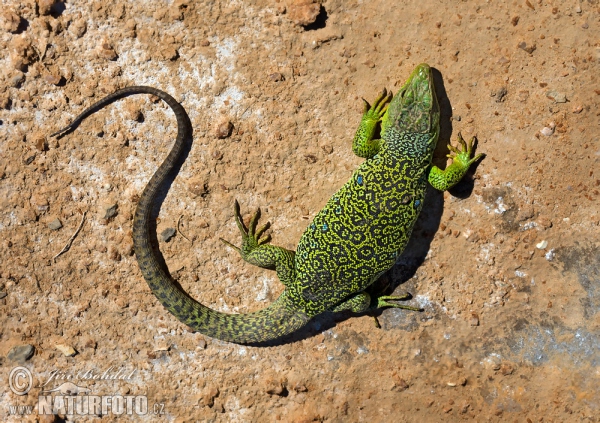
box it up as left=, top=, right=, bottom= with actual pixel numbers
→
left=293, top=383, right=308, bottom=392
left=7, top=344, right=35, bottom=362
left=540, top=126, right=554, bottom=137
left=491, top=86, right=507, bottom=102
left=55, top=344, right=77, bottom=357
left=216, top=121, right=233, bottom=139
left=483, top=355, right=501, bottom=371
left=1, top=10, right=22, bottom=33
left=511, top=15, right=520, bottom=26
left=199, top=385, right=219, bottom=407
left=160, top=228, right=176, bottom=242
left=546, top=90, right=567, bottom=103
left=30, top=194, right=49, bottom=212
left=572, top=105, right=583, bottom=114
left=38, top=0, right=58, bottom=15
left=459, top=402, right=471, bottom=414
left=469, top=313, right=479, bottom=326
left=500, top=362, right=515, bottom=375
left=200, top=39, right=210, bottom=47
left=197, top=339, right=207, bottom=349
left=187, top=175, right=209, bottom=197
left=10, top=71, right=25, bottom=88
left=536, top=240, right=548, bottom=249
left=98, top=42, right=118, bottom=61
left=265, top=379, right=286, bottom=396
left=321, top=145, right=333, bottom=154
left=48, top=218, right=63, bottom=230
left=31, top=132, right=48, bottom=151
left=154, top=343, right=170, bottom=351
left=517, top=41, right=536, bottom=54
left=44, top=72, right=62, bottom=86
left=269, top=72, right=284, bottom=82
left=103, top=204, right=118, bottom=219
left=364, top=60, right=376, bottom=68
left=516, top=205, right=534, bottom=221
left=69, top=19, right=87, bottom=38
left=304, top=154, right=317, bottom=164
left=287, top=0, right=321, bottom=27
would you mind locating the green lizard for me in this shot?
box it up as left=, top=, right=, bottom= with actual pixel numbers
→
left=52, top=63, right=482, bottom=344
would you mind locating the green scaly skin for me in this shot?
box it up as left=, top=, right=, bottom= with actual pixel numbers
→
left=51, top=64, right=483, bottom=344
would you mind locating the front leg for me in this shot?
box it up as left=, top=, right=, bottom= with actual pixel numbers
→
left=352, top=89, right=392, bottom=158
left=220, top=200, right=296, bottom=286
left=428, top=133, right=484, bottom=191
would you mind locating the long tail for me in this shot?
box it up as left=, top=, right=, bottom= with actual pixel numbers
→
left=53, top=86, right=309, bottom=344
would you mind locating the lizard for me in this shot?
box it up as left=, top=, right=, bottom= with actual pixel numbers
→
left=51, top=63, right=483, bottom=344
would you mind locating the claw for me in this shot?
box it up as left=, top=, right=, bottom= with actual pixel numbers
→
left=361, top=98, right=369, bottom=114
left=233, top=200, right=248, bottom=235
left=255, top=222, right=271, bottom=239
left=248, top=208, right=261, bottom=236
left=219, top=237, right=241, bottom=253
left=258, top=234, right=272, bottom=245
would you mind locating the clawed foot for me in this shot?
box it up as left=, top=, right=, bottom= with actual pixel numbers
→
left=447, top=133, right=485, bottom=167
left=375, top=294, right=423, bottom=312
left=362, top=88, right=393, bottom=121
left=220, top=200, right=271, bottom=257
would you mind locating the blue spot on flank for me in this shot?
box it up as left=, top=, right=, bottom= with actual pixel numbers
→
left=357, top=175, right=363, bottom=185
left=310, top=223, right=316, bottom=230
left=322, top=223, right=328, bottom=231
left=414, top=199, right=421, bottom=207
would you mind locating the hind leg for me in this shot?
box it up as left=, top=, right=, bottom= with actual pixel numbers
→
left=220, top=200, right=296, bottom=286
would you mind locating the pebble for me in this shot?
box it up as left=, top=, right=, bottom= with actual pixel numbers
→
left=572, top=105, right=583, bottom=114
left=469, top=313, right=480, bottom=326
left=10, top=71, right=25, bottom=88
left=546, top=90, right=567, bottom=103
left=7, top=344, right=35, bottom=362
left=269, top=72, right=284, bottom=82
left=287, top=0, right=321, bottom=27
left=536, top=240, right=548, bottom=249
left=216, top=121, right=233, bottom=139
left=1, top=10, right=21, bottom=33
left=38, top=0, right=58, bottom=15
left=540, top=122, right=555, bottom=137
left=483, top=354, right=501, bottom=371
left=265, top=379, right=286, bottom=396
left=55, top=344, right=77, bottom=356
left=517, top=41, right=536, bottom=54
left=103, top=204, right=118, bottom=219
left=160, top=227, right=176, bottom=242
left=98, top=42, right=118, bottom=61
left=69, top=19, right=87, bottom=38
left=48, top=218, right=63, bottom=230
left=491, top=86, right=507, bottom=102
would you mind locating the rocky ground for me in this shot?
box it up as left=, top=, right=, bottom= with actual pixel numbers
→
left=1, top=0, right=599, bottom=422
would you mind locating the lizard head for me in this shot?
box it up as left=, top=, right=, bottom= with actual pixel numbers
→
left=382, top=63, right=440, bottom=148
